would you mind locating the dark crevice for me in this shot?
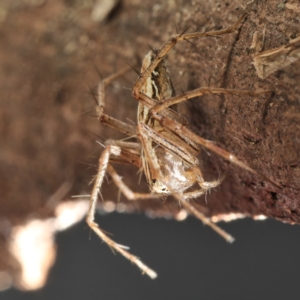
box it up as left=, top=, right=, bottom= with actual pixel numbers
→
left=270, top=192, right=278, bottom=201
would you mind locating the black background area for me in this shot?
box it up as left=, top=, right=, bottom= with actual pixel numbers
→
left=3, top=213, right=300, bottom=300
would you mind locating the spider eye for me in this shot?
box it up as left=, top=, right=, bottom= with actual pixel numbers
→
left=162, top=188, right=166, bottom=191
left=152, top=179, right=157, bottom=183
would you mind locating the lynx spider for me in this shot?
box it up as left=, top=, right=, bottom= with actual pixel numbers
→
left=87, top=13, right=273, bottom=279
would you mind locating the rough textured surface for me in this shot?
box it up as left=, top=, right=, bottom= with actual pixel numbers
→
left=0, top=0, right=299, bottom=287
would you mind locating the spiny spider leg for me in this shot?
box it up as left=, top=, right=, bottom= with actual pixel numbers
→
left=178, top=198, right=235, bottom=243
left=153, top=113, right=281, bottom=188
left=133, top=13, right=247, bottom=98
left=97, top=65, right=136, bottom=136
left=86, top=143, right=157, bottom=279
left=101, top=114, right=136, bottom=136
left=97, top=65, right=132, bottom=116
left=150, top=88, right=271, bottom=114
left=104, top=140, right=141, bottom=168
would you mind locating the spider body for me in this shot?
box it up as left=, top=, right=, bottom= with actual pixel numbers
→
left=139, top=50, right=199, bottom=195
left=86, top=13, right=275, bottom=279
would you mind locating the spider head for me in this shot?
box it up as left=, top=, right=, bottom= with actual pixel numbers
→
left=151, top=179, right=170, bottom=194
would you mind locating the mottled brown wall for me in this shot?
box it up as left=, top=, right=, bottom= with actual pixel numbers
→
left=0, top=0, right=299, bottom=285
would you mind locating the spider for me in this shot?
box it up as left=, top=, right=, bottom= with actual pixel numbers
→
left=86, top=13, right=275, bottom=279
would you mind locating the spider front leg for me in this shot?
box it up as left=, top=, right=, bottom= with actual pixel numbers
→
left=133, top=13, right=247, bottom=97
left=86, top=143, right=157, bottom=279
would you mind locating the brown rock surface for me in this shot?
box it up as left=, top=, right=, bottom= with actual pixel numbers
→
left=0, top=0, right=299, bottom=288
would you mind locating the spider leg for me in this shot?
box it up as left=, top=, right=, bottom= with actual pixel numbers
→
left=153, top=114, right=281, bottom=188
left=133, top=13, right=247, bottom=98
left=137, top=124, right=235, bottom=243
left=182, top=189, right=205, bottom=200
left=151, top=88, right=271, bottom=114
left=97, top=66, right=136, bottom=136
left=104, top=140, right=141, bottom=167
left=86, top=143, right=157, bottom=279
left=107, top=164, right=160, bottom=200
left=104, top=140, right=162, bottom=199
left=179, top=198, right=235, bottom=243
left=191, top=165, right=225, bottom=190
